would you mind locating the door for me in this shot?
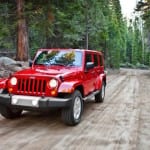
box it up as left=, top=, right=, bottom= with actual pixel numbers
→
left=83, top=52, right=95, bottom=96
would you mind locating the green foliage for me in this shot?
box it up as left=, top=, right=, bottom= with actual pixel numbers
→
left=0, top=0, right=149, bottom=68
left=136, top=0, right=150, bottom=64
left=0, top=2, right=16, bottom=50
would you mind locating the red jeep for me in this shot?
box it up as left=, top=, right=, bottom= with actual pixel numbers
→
left=0, top=49, right=106, bottom=125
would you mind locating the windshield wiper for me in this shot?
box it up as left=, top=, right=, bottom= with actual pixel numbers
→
left=67, top=64, right=76, bottom=67
left=51, top=63, right=66, bottom=66
left=34, top=63, right=45, bottom=65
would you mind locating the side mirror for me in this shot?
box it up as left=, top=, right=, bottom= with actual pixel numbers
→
left=29, top=60, right=33, bottom=67
left=86, top=62, right=94, bottom=70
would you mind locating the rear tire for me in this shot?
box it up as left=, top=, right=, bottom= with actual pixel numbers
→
left=95, top=81, right=105, bottom=103
left=61, top=90, right=83, bottom=126
left=0, top=105, right=22, bottom=119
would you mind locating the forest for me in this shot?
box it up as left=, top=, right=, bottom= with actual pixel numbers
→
left=0, top=0, right=150, bottom=69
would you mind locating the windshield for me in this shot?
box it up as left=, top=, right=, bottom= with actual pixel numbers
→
left=34, top=50, right=82, bottom=67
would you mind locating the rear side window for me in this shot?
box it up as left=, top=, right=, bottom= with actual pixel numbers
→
left=85, top=53, right=92, bottom=63
left=94, top=54, right=98, bottom=66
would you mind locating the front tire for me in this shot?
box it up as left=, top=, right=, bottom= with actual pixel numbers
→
left=0, top=105, right=22, bottom=119
left=61, top=90, right=83, bottom=126
left=95, top=81, right=105, bottom=103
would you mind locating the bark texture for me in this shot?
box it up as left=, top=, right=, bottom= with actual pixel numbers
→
left=16, top=0, right=29, bottom=61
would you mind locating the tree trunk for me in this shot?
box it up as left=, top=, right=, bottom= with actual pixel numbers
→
left=85, top=2, right=89, bottom=49
left=16, top=0, right=29, bottom=61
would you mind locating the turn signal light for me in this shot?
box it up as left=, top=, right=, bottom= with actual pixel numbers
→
left=51, top=90, right=57, bottom=96
left=8, top=88, right=13, bottom=93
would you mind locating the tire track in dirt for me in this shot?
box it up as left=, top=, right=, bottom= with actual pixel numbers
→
left=135, top=71, right=150, bottom=150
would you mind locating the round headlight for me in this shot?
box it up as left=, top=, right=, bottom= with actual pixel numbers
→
left=10, top=77, right=17, bottom=86
left=49, top=79, right=58, bottom=88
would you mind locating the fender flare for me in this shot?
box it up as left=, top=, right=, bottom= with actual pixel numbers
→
left=96, top=73, right=106, bottom=90
left=0, top=78, right=8, bottom=89
left=58, top=81, right=83, bottom=93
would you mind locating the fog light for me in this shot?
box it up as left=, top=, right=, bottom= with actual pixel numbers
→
left=12, top=99, right=18, bottom=104
left=32, top=100, right=38, bottom=106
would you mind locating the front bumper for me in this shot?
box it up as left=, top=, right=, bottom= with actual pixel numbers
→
left=0, top=94, right=72, bottom=110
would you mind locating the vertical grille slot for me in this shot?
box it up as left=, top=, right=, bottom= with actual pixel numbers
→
left=38, top=80, right=42, bottom=92
left=26, top=79, right=29, bottom=91
left=42, top=80, right=46, bottom=92
left=17, top=78, right=46, bottom=95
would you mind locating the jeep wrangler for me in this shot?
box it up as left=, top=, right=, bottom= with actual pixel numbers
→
left=0, top=49, right=106, bottom=125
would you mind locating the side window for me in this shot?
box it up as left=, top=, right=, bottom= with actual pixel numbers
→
left=99, top=55, right=103, bottom=66
left=85, top=53, right=92, bottom=63
left=94, top=54, right=98, bottom=66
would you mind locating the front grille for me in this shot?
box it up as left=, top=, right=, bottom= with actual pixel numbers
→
left=17, top=78, right=46, bottom=95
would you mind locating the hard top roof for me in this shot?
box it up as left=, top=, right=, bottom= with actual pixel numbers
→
left=38, top=48, right=103, bottom=54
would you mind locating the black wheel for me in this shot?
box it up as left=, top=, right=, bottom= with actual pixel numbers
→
left=95, top=81, right=105, bottom=103
left=61, top=90, right=83, bottom=126
left=0, top=105, right=22, bottom=119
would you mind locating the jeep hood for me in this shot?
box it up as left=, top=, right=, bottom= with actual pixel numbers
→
left=13, top=66, right=81, bottom=78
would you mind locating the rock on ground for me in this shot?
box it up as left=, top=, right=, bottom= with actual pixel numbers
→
left=0, top=57, right=28, bottom=78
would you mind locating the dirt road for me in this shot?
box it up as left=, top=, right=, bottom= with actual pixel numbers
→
left=0, top=68, right=150, bottom=150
